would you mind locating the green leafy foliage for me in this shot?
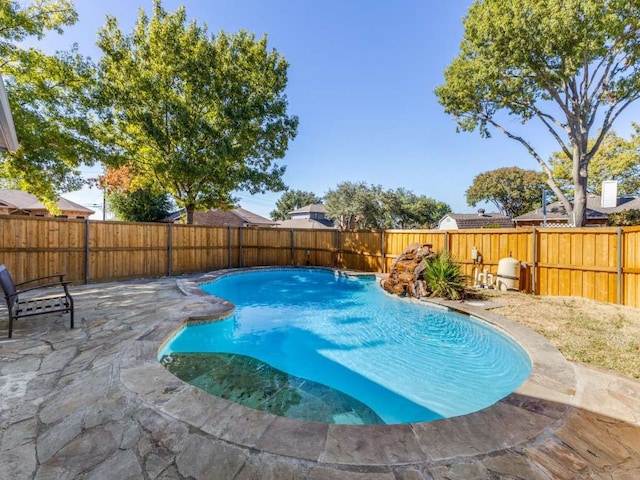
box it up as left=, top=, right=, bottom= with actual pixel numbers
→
left=324, top=181, right=382, bottom=230
left=550, top=127, right=640, bottom=197
left=466, top=167, right=548, bottom=217
left=0, top=0, right=108, bottom=211
left=107, top=187, right=173, bottom=222
left=607, top=210, right=640, bottom=226
left=96, top=0, right=298, bottom=224
left=270, top=190, right=322, bottom=221
left=435, top=0, right=640, bottom=227
left=421, top=252, right=466, bottom=300
left=0, top=0, right=77, bottom=43
left=324, top=182, right=450, bottom=230
left=382, top=188, right=451, bottom=229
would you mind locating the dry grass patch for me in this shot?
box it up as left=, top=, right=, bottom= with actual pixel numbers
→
left=477, top=290, right=640, bottom=378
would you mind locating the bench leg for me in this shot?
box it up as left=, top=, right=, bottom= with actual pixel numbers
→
left=6, top=305, right=74, bottom=337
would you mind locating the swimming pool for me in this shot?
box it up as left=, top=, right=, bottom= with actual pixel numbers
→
left=159, top=268, right=531, bottom=424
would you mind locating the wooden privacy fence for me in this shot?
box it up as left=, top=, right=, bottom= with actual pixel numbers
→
left=1, top=215, right=639, bottom=308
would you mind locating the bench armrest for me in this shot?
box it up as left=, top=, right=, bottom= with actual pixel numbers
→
left=15, top=274, right=66, bottom=288
left=6, top=281, right=72, bottom=298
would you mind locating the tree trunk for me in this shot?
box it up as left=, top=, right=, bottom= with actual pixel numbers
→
left=573, top=180, right=588, bottom=227
left=186, top=205, right=195, bottom=225
left=572, top=145, right=589, bottom=227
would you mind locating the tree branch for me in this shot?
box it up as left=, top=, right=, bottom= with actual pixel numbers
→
left=532, top=110, right=573, bottom=159
left=536, top=68, right=573, bottom=120
left=484, top=116, right=572, bottom=213
left=588, top=94, right=640, bottom=158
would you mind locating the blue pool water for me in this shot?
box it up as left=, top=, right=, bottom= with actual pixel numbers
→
left=160, top=268, right=531, bottom=424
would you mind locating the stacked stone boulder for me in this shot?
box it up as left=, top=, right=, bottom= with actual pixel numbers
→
left=380, top=243, right=436, bottom=297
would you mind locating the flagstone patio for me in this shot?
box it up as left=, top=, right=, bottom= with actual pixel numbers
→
left=1, top=272, right=639, bottom=479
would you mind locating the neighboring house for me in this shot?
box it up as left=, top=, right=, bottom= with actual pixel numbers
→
left=438, top=209, right=513, bottom=230
left=513, top=184, right=640, bottom=227
left=161, top=207, right=278, bottom=227
left=277, top=204, right=335, bottom=229
left=0, top=189, right=94, bottom=219
left=0, top=74, right=18, bottom=153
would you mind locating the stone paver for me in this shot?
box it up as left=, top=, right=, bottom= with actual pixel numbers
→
left=0, top=272, right=639, bottom=479
left=321, top=424, right=426, bottom=465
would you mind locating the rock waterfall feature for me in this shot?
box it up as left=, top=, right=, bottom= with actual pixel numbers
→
left=380, top=243, right=436, bottom=297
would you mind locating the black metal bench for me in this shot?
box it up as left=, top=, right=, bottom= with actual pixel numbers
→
left=0, top=264, right=74, bottom=338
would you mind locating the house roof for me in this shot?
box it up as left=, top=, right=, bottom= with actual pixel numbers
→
left=0, top=74, right=18, bottom=153
left=441, top=212, right=513, bottom=229
left=289, top=203, right=326, bottom=215
left=162, top=207, right=277, bottom=226
left=513, top=194, right=640, bottom=222
left=276, top=217, right=335, bottom=229
left=231, top=207, right=279, bottom=225
left=0, top=189, right=94, bottom=214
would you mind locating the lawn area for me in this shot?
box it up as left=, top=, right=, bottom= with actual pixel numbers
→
left=479, top=290, right=640, bottom=379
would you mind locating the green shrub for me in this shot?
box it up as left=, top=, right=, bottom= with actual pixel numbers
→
left=607, top=209, right=640, bottom=226
left=421, top=251, right=467, bottom=300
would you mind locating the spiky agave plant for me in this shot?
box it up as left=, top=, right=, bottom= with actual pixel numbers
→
left=421, top=251, right=467, bottom=300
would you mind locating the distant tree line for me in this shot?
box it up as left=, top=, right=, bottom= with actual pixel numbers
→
left=270, top=183, right=450, bottom=230
left=324, top=182, right=450, bottom=230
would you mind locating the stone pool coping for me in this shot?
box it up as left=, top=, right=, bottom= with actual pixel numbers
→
left=119, top=266, right=577, bottom=467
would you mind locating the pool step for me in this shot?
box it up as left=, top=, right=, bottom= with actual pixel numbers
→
left=332, top=410, right=365, bottom=425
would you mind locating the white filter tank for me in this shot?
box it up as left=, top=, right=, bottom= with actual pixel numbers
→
left=496, top=257, right=520, bottom=291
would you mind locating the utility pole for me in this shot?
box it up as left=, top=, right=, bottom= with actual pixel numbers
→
left=542, top=189, right=547, bottom=227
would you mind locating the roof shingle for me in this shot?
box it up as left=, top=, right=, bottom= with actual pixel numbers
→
left=0, top=189, right=94, bottom=214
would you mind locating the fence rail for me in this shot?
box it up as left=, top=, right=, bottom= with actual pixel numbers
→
left=1, top=216, right=639, bottom=308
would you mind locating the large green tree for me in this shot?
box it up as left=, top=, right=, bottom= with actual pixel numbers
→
left=550, top=127, right=640, bottom=197
left=466, top=167, right=548, bottom=217
left=96, top=0, right=298, bottom=224
left=382, top=188, right=450, bottom=229
left=108, top=187, right=173, bottom=222
left=325, top=182, right=450, bottom=230
left=0, top=0, right=107, bottom=210
left=270, top=189, right=322, bottom=221
left=325, top=181, right=384, bottom=230
left=436, top=0, right=640, bottom=227
left=96, top=164, right=173, bottom=222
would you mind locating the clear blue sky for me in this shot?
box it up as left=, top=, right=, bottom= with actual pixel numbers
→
left=33, top=0, right=640, bottom=219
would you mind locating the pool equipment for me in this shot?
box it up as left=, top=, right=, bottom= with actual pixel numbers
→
left=496, top=256, right=520, bottom=291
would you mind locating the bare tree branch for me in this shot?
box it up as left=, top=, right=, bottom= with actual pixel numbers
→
left=484, top=116, right=572, bottom=213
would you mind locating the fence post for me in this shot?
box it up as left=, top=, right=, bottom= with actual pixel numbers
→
left=167, top=224, right=173, bottom=276
left=334, top=229, right=340, bottom=267
left=381, top=230, right=386, bottom=273
left=617, top=227, right=623, bottom=305
left=239, top=227, right=243, bottom=268
left=444, top=231, right=449, bottom=253
left=84, top=219, right=90, bottom=284
left=228, top=226, right=232, bottom=268
left=290, top=229, right=295, bottom=265
left=531, top=226, right=537, bottom=295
